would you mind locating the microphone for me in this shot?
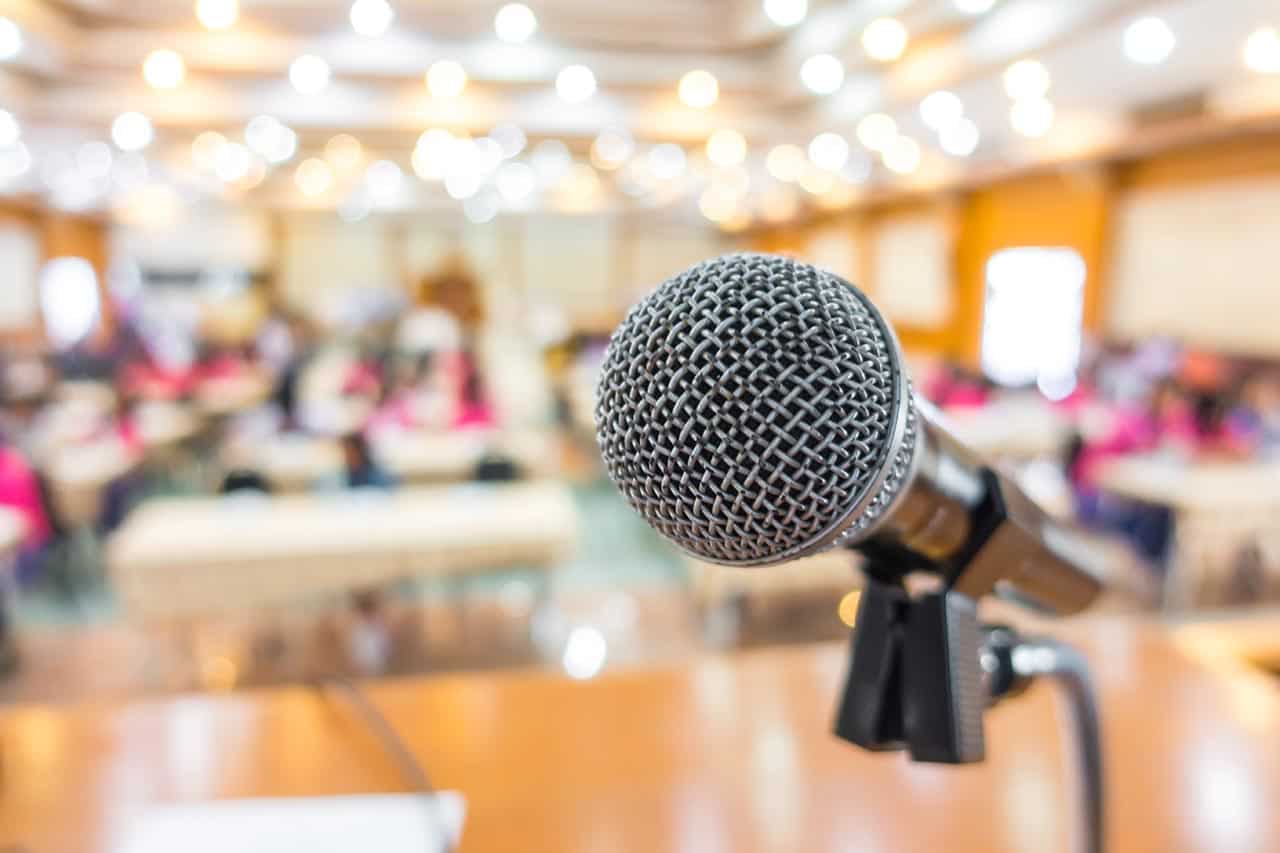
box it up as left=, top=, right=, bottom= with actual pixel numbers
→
left=595, top=253, right=1102, bottom=615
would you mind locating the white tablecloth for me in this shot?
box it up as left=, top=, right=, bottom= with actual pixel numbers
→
left=107, top=481, right=580, bottom=618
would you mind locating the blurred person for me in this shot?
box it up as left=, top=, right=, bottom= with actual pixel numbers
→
left=335, top=432, right=396, bottom=490
left=453, top=349, right=496, bottom=430
left=0, top=435, right=52, bottom=583
left=922, top=362, right=991, bottom=409
left=1239, top=372, right=1280, bottom=452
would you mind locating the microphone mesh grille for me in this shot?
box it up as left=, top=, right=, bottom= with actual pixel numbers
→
left=595, top=253, right=901, bottom=565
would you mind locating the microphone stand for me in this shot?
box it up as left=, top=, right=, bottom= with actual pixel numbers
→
left=833, top=577, right=1104, bottom=853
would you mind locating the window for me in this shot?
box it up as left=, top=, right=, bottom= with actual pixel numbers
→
left=980, top=247, right=1085, bottom=400
left=40, top=256, right=101, bottom=349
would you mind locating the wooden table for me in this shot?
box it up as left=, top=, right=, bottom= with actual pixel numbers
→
left=2, top=616, right=1279, bottom=852
left=106, top=481, right=581, bottom=618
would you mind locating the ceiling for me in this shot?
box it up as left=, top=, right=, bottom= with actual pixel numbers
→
left=0, top=0, right=1276, bottom=226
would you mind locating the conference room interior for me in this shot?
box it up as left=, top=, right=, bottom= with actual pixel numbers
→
left=2, top=0, right=1280, bottom=850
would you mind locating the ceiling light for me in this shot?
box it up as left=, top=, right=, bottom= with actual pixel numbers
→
left=699, top=186, right=739, bottom=223
left=366, top=159, right=402, bottom=199
left=490, top=123, right=526, bottom=158
left=426, top=60, right=467, bottom=97
left=801, top=54, right=844, bottom=95
left=706, top=129, right=747, bottom=167
left=882, top=135, right=921, bottom=174
left=591, top=128, right=633, bottom=170
left=214, top=142, right=251, bottom=182
left=1010, top=97, right=1055, bottom=138
left=679, top=70, right=719, bottom=109
left=191, top=131, right=226, bottom=171
left=0, top=18, right=21, bottom=61
left=195, top=0, right=238, bottom=30
left=144, top=49, right=186, bottom=90
left=1003, top=59, right=1050, bottom=100
left=494, top=3, right=537, bottom=43
left=290, top=54, right=330, bottom=94
left=758, top=186, right=799, bottom=223
left=295, top=158, right=333, bottom=197
left=325, top=134, right=364, bottom=174
left=798, top=166, right=834, bottom=195
left=412, top=129, right=457, bottom=180
left=0, top=110, right=19, bottom=147
left=445, top=171, right=484, bottom=200
left=648, top=143, right=686, bottom=180
left=919, top=91, right=963, bottom=131
left=464, top=193, right=499, bottom=224
left=939, top=117, right=979, bottom=156
left=236, top=158, right=267, bottom=191
left=1124, top=17, right=1175, bottom=65
left=557, top=65, right=597, bottom=103
left=244, top=115, right=297, bottom=164
left=856, top=112, right=897, bottom=151
left=496, top=161, right=536, bottom=204
left=0, top=142, right=31, bottom=180
left=763, top=0, right=806, bottom=28
left=350, top=0, right=394, bottom=36
left=954, top=0, right=996, bottom=13
left=863, top=18, right=908, bottom=62
left=111, top=112, right=154, bottom=152
left=808, top=132, right=849, bottom=172
left=1244, top=27, right=1280, bottom=74
left=765, top=144, right=806, bottom=182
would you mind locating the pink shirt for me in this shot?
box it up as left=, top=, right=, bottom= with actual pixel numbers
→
left=0, top=446, right=51, bottom=550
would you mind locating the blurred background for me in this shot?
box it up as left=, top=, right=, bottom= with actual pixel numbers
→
left=0, top=0, right=1276, bottom=707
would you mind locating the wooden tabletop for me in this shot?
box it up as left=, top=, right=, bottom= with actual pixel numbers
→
left=2, top=616, right=1280, bottom=852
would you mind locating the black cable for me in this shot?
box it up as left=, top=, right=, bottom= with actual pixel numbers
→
left=1014, top=639, right=1105, bottom=853
left=318, top=676, right=455, bottom=853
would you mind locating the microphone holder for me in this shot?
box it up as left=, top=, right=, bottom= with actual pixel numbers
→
left=833, top=576, right=1104, bottom=853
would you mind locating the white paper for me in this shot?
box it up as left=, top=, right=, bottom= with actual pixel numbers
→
left=116, top=793, right=466, bottom=853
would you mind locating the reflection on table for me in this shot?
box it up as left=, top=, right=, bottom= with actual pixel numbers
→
left=2, top=617, right=1279, bottom=852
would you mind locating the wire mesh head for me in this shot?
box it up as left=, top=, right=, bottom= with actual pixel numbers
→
left=595, top=253, right=911, bottom=565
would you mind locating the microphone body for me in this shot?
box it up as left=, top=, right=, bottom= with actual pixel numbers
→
left=595, top=253, right=1101, bottom=615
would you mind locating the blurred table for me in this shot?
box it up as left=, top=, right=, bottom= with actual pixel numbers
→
left=942, top=397, right=1072, bottom=461
left=1099, top=455, right=1280, bottom=608
left=1098, top=454, right=1280, bottom=510
left=3, top=617, right=1280, bottom=852
left=52, top=379, right=117, bottom=412
left=194, top=372, right=272, bottom=418
left=107, top=481, right=580, bottom=618
left=252, top=429, right=554, bottom=492
left=134, top=401, right=202, bottom=453
left=43, top=439, right=139, bottom=527
left=374, top=429, right=556, bottom=483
